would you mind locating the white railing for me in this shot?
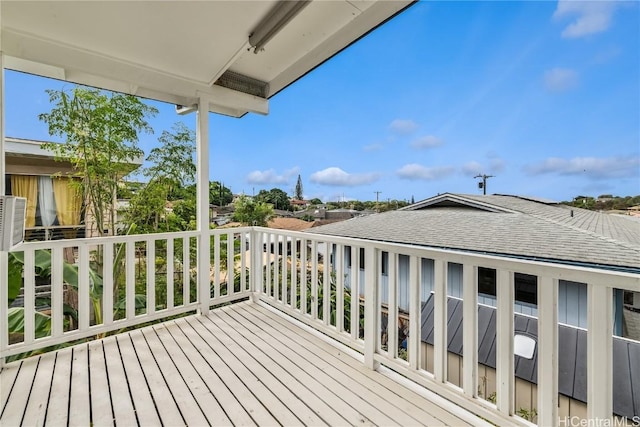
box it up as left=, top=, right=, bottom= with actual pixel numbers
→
left=2, top=226, right=639, bottom=426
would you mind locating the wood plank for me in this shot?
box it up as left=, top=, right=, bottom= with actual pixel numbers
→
left=0, top=357, right=39, bottom=425
left=232, top=304, right=421, bottom=426
left=44, top=349, right=72, bottom=425
left=115, top=333, right=162, bottom=426
left=139, top=326, right=210, bottom=426
left=213, top=308, right=366, bottom=426
left=1, top=360, right=22, bottom=413
left=102, top=335, right=138, bottom=426
left=21, top=353, right=57, bottom=426
left=244, top=302, right=472, bottom=426
left=164, top=320, right=256, bottom=426
left=69, top=344, right=91, bottom=426
left=205, top=310, right=331, bottom=426
left=128, top=329, right=186, bottom=426
left=87, top=339, right=115, bottom=427
left=189, top=317, right=301, bottom=425
left=183, top=317, right=277, bottom=425
left=152, top=323, right=232, bottom=426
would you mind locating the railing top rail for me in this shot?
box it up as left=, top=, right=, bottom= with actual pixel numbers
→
left=254, top=227, right=640, bottom=290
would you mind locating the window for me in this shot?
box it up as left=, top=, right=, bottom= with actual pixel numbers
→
left=477, top=267, right=538, bottom=306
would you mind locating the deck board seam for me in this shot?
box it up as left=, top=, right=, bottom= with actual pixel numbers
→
left=0, top=360, right=22, bottom=418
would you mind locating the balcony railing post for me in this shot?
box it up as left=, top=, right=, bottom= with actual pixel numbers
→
left=587, top=284, right=613, bottom=422
left=537, top=276, right=558, bottom=427
left=496, top=269, right=514, bottom=416
left=409, top=255, right=422, bottom=370
left=364, top=246, right=379, bottom=370
left=0, top=251, right=8, bottom=367
left=250, top=228, right=263, bottom=303
left=432, top=259, right=447, bottom=379
left=462, top=264, right=478, bottom=398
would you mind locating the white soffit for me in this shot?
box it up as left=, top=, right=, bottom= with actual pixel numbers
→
left=0, top=1, right=413, bottom=117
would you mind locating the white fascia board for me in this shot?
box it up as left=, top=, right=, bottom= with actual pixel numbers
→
left=2, top=30, right=268, bottom=117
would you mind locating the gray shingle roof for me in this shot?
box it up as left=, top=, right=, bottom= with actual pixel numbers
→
left=309, top=194, right=640, bottom=270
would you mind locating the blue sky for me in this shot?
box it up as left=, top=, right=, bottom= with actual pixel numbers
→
left=5, top=1, right=639, bottom=203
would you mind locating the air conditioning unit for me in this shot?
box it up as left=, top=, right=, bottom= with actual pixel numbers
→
left=0, top=196, right=27, bottom=251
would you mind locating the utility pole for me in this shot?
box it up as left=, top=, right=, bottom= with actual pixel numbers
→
left=474, top=174, right=494, bottom=195
left=374, top=191, right=382, bottom=212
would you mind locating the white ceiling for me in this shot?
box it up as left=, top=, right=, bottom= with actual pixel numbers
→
left=1, top=1, right=413, bottom=117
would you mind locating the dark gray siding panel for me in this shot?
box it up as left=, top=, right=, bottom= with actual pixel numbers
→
left=573, top=330, right=588, bottom=403
left=628, top=341, right=640, bottom=416
left=613, top=340, right=634, bottom=417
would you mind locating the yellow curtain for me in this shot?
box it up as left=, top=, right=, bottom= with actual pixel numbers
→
left=11, top=175, right=38, bottom=228
left=53, top=177, right=82, bottom=237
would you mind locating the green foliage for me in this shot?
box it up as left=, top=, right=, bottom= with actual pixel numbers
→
left=255, top=188, right=291, bottom=211
left=562, top=194, right=640, bottom=211
left=233, top=195, right=274, bottom=226
left=39, top=86, right=157, bottom=236
left=308, top=198, right=322, bottom=206
left=210, top=181, right=233, bottom=206
left=124, top=122, right=196, bottom=233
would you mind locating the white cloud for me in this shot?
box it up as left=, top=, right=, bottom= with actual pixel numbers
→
left=553, top=1, right=619, bottom=38
left=544, top=68, right=578, bottom=92
left=396, top=164, right=455, bottom=181
left=462, top=161, right=484, bottom=176
left=410, top=135, right=443, bottom=149
left=524, top=156, right=640, bottom=179
left=389, top=119, right=419, bottom=135
left=246, top=167, right=300, bottom=185
left=490, top=158, right=506, bottom=173
left=310, top=167, right=380, bottom=186
left=363, top=143, right=383, bottom=152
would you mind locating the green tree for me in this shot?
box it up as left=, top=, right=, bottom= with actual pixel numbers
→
left=39, top=87, right=157, bottom=236
left=233, top=195, right=274, bottom=226
left=294, top=174, right=304, bottom=200
left=309, top=198, right=322, bottom=206
left=210, top=181, right=233, bottom=206
left=125, top=123, right=195, bottom=232
left=256, top=188, right=291, bottom=211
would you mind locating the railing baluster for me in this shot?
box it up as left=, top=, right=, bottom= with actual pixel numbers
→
left=388, top=252, right=398, bottom=358
left=364, top=246, right=379, bottom=370
left=166, top=238, right=174, bottom=310
left=300, top=239, right=308, bottom=315
left=213, top=233, right=220, bottom=298
left=182, top=237, right=190, bottom=305
left=51, top=246, right=64, bottom=336
left=274, top=233, right=280, bottom=301
left=126, top=241, right=135, bottom=319
left=433, top=259, right=447, bottom=380
left=323, top=242, right=330, bottom=326
left=409, top=255, right=421, bottom=370
left=462, top=264, right=478, bottom=397
left=336, top=244, right=344, bottom=332
left=351, top=246, right=360, bottom=340
left=146, top=239, right=155, bottom=315
left=23, top=249, right=35, bottom=344
left=291, top=237, right=298, bottom=309
left=281, top=233, right=287, bottom=303
left=265, top=233, right=272, bottom=298
left=78, top=245, right=90, bottom=329
left=103, top=242, right=113, bottom=325
left=227, top=232, right=234, bottom=297
left=587, top=284, right=613, bottom=422
left=496, top=269, right=514, bottom=415
left=311, top=241, right=318, bottom=319
left=538, top=276, right=558, bottom=426
left=240, top=232, right=247, bottom=292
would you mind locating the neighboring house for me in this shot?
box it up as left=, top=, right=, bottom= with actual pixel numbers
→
left=4, top=136, right=142, bottom=240
left=4, top=137, right=85, bottom=240
left=310, top=193, right=640, bottom=338
left=290, top=199, right=310, bottom=210
left=309, top=192, right=640, bottom=419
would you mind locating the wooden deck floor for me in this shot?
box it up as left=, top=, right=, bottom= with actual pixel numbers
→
left=1, top=301, right=485, bottom=426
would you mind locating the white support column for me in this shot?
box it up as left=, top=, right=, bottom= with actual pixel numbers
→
left=538, top=276, right=559, bottom=427
left=496, top=269, right=514, bottom=416
left=587, top=284, right=613, bottom=422
left=0, top=53, right=6, bottom=367
left=364, top=246, right=379, bottom=370
left=462, top=264, right=478, bottom=397
left=250, top=228, right=262, bottom=302
left=432, top=259, right=447, bottom=380
left=196, top=98, right=211, bottom=315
